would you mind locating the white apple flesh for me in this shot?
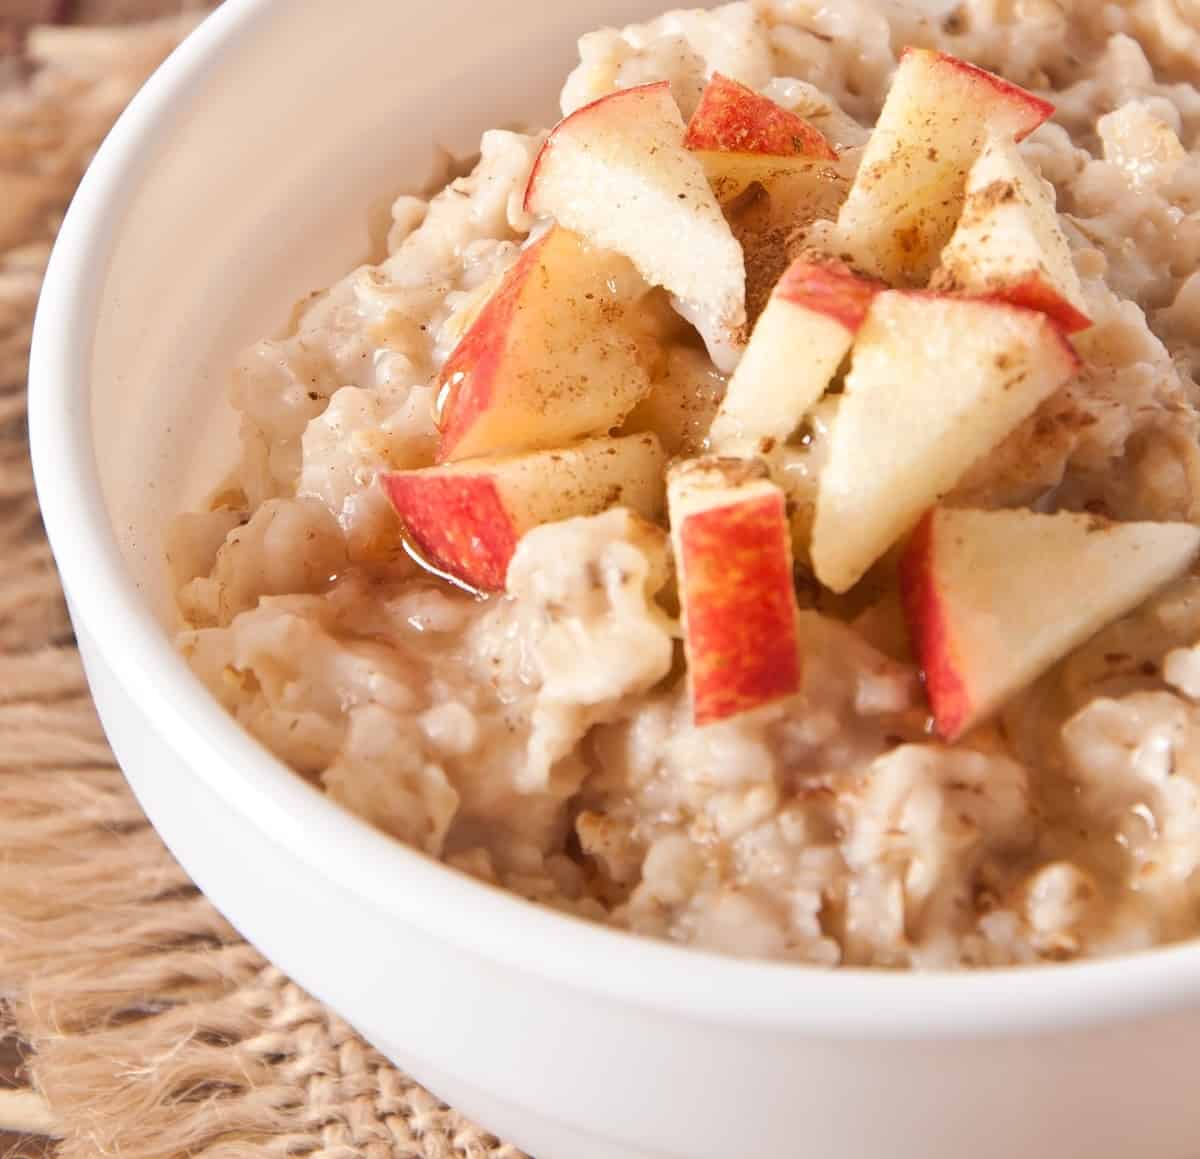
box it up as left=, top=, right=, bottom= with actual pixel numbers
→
left=810, top=290, right=1080, bottom=593
left=933, top=134, right=1091, bottom=333
left=901, top=506, right=1200, bottom=739
left=524, top=81, right=747, bottom=339
left=708, top=257, right=882, bottom=455
left=834, top=48, right=1055, bottom=285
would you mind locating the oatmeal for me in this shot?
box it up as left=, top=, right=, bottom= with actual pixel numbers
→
left=174, top=1, right=1200, bottom=969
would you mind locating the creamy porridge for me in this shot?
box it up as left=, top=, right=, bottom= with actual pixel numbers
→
left=173, top=0, right=1200, bottom=969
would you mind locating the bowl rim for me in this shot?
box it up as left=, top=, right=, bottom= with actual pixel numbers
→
left=28, top=0, right=1200, bottom=1038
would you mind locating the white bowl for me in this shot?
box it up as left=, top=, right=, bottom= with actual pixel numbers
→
left=27, top=3, right=1200, bottom=1156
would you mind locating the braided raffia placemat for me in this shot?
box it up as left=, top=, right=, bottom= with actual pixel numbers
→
left=0, top=13, right=526, bottom=1158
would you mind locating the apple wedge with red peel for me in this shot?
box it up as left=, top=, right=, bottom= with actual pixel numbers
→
left=684, top=73, right=836, bottom=159
left=810, top=291, right=1080, bottom=593
left=383, top=433, right=666, bottom=593
left=669, top=458, right=802, bottom=725
left=524, top=82, right=746, bottom=337
left=835, top=47, right=1055, bottom=285
left=932, top=135, right=1091, bottom=333
left=709, top=258, right=882, bottom=455
left=685, top=72, right=838, bottom=203
left=683, top=73, right=847, bottom=325
left=901, top=507, right=1200, bottom=740
left=436, top=227, right=651, bottom=463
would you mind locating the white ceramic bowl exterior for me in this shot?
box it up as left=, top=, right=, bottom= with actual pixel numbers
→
left=28, top=4, right=1200, bottom=1156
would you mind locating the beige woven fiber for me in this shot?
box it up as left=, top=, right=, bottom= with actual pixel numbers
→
left=0, top=16, right=526, bottom=1159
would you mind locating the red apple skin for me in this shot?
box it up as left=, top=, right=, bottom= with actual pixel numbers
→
left=983, top=274, right=1093, bottom=335
left=435, top=233, right=547, bottom=463
left=907, top=48, right=1055, bottom=139
left=774, top=258, right=884, bottom=331
left=382, top=473, right=516, bottom=593
left=523, top=81, right=672, bottom=215
left=898, top=510, right=970, bottom=740
left=681, top=490, right=801, bottom=725
left=684, top=72, right=836, bottom=160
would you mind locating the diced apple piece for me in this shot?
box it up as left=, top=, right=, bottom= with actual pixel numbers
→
left=383, top=433, right=665, bottom=593
left=524, top=82, right=746, bottom=335
left=901, top=507, right=1200, bottom=739
left=436, top=227, right=650, bottom=462
left=932, top=136, right=1090, bottom=332
left=810, top=291, right=1080, bottom=593
left=834, top=48, right=1054, bottom=285
left=684, top=73, right=836, bottom=159
left=709, top=257, right=882, bottom=455
left=683, top=73, right=847, bottom=325
left=669, top=458, right=802, bottom=724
